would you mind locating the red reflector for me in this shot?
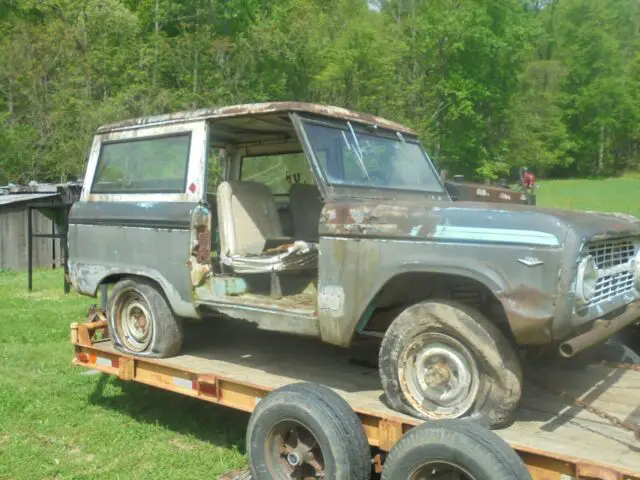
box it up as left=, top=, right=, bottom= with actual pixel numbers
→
left=76, top=352, right=89, bottom=363
left=189, top=182, right=196, bottom=193
left=111, top=358, right=119, bottom=368
left=197, top=381, right=218, bottom=397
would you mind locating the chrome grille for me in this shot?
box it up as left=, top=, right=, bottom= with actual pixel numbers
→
left=586, top=238, right=637, bottom=306
left=588, top=238, right=635, bottom=269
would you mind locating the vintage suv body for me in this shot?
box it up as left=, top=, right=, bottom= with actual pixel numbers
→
left=67, top=102, right=640, bottom=428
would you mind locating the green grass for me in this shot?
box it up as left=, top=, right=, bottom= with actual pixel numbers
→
left=536, top=173, right=640, bottom=218
left=0, top=270, right=247, bottom=480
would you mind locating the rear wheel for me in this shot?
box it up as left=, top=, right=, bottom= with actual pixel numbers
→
left=107, top=278, right=183, bottom=358
left=381, top=419, right=532, bottom=480
left=379, top=300, right=522, bottom=428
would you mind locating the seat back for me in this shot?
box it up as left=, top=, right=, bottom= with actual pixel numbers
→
left=289, top=183, right=323, bottom=241
left=217, top=181, right=284, bottom=256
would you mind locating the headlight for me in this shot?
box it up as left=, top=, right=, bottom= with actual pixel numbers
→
left=576, top=255, right=598, bottom=305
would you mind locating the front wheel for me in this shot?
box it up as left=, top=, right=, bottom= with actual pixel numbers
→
left=379, top=300, right=522, bottom=428
left=107, top=278, right=183, bottom=358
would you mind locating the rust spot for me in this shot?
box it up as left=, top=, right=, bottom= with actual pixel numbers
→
left=372, top=453, right=383, bottom=474
left=195, top=230, right=211, bottom=263
left=498, top=285, right=555, bottom=344
left=97, top=102, right=417, bottom=136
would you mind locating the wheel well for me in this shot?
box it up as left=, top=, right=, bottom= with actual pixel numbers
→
left=98, top=274, right=166, bottom=302
left=362, top=272, right=513, bottom=341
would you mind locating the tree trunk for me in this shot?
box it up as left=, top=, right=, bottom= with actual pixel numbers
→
left=153, top=0, right=159, bottom=87
left=193, top=8, right=199, bottom=97
left=598, top=123, right=605, bottom=174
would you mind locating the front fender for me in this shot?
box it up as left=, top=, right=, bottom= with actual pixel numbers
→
left=316, top=237, right=560, bottom=347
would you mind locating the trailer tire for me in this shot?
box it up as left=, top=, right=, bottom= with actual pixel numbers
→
left=381, top=418, right=532, bottom=480
left=107, top=278, right=183, bottom=358
left=246, top=382, right=371, bottom=480
left=379, top=300, right=522, bottom=428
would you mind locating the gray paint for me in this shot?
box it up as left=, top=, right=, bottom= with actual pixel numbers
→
left=316, top=197, right=640, bottom=346
left=67, top=218, right=198, bottom=319
left=69, top=201, right=195, bottom=229
left=68, top=106, right=640, bottom=354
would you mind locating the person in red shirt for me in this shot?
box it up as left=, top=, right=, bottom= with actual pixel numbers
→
left=521, top=167, right=536, bottom=193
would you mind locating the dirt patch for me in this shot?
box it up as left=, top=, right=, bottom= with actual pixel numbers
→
left=168, top=437, right=194, bottom=451
left=218, top=470, right=251, bottom=480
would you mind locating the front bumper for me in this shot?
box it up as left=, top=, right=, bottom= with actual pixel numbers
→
left=558, top=300, right=640, bottom=357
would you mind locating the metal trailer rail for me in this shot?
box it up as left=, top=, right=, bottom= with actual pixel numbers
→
left=70, top=316, right=640, bottom=480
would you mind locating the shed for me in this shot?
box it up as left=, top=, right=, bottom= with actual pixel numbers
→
left=0, top=193, right=62, bottom=270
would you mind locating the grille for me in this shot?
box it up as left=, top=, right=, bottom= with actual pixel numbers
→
left=586, top=238, right=637, bottom=306
left=588, top=238, right=635, bottom=269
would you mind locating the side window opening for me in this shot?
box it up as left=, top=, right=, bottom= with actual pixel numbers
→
left=240, top=153, right=315, bottom=195
left=92, top=133, right=191, bottom=194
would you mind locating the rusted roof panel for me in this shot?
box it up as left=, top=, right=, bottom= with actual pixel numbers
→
left=96, top=102, right=417, bottom=136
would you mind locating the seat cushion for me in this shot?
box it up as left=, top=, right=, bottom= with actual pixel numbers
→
left=217, top=181, right=285, bottom=256
left=289, top=183, right=323, bottom=241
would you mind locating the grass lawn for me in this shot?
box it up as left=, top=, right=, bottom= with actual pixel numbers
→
left=535, top=173, right=640, bottom=218
left=1, top=174, right=638, bottom=479
left=0, top=269, right=247, bottom=480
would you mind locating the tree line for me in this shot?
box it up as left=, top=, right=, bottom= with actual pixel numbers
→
left=1, top=0, right=639, bottom=185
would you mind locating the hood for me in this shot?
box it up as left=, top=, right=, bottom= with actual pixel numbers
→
left=434, top=202, right=640, bottom=245
left=319, top=198, right=640, bottom=247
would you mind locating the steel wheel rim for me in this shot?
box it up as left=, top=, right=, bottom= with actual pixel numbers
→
left=399, top=332, right=480, bottom=419
left=264, top=420, right=325, bottom=479
left=409, top=460, right=478, bottom=480
left=115, top=289, right=153, bottom=352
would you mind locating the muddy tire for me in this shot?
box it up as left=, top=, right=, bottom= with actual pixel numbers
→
left=246, top=382, right=371, bottom=480
left=379, top=300, right=522, bottom=428
left=107, top=278, right=183, bottom=358
left=381, top=418, right=532, bottom=480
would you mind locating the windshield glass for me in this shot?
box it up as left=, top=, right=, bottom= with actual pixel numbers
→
left=301, top=120, right=444, bottom=193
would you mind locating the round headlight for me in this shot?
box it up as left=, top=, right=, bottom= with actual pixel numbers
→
left=576, top=255, right=598, bottom=305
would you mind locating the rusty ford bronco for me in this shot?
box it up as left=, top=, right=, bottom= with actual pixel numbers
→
left=67, top=102, right=640, bottom=428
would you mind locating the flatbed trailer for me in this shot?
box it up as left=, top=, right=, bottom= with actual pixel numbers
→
left=71, top=315, right=640, bottom=480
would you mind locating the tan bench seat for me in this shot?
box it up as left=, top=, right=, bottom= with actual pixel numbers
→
left=216, top=180, right=318, bottom=275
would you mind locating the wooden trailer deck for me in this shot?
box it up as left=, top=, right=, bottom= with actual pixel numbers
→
left=71, top=318, right=640, bottom=479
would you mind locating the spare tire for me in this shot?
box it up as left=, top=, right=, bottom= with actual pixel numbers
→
left=381, top=418, right=532, bottom=480
left=246, top=382, right=371, bottom=480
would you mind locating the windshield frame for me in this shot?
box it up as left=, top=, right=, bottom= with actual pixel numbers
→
left=291, top=113, right=447, bottom=196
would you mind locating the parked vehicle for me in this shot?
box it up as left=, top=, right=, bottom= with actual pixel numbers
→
left=67, top=102, right=640, bottom=427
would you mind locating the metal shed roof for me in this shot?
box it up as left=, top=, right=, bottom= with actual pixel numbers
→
left=0, top=193, right=58, bottom=208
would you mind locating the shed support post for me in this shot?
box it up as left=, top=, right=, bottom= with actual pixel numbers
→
left=27, top=206, right=33, bottom=292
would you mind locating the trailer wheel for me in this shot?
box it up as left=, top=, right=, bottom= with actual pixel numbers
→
left=381, top=418, right=532, bottom=480
left=246, top=382, right=371, bottom=480
left=379, top=300, right=522, bottom=428
left=107, top=278, right=183, bottom=358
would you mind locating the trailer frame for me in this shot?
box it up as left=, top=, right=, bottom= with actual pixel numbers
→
left=70, top=316, right=640, bottom=480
